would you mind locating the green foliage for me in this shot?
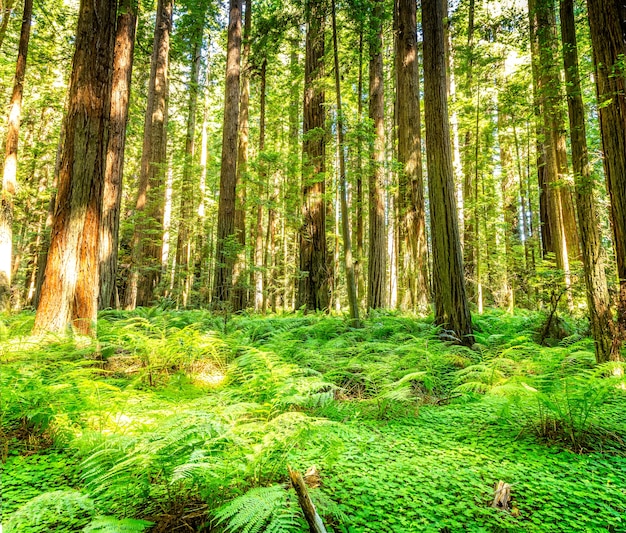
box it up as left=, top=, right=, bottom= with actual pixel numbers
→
left=214, top=485, right=306, bottom=533
left=4, top=490, right=95, bottom=533
left=2, top=309, right=626, bottom=533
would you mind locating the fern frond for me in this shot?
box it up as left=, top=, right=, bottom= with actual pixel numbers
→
left=84, top=516, right=154, bottom=533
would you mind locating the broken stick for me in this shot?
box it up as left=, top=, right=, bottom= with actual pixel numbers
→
left=288, top=466, right=328, bottom=533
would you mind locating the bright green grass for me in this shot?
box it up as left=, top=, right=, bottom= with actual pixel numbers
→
left=1, top=309, right=625, bottom=532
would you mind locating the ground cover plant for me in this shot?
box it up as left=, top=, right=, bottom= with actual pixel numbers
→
left=1, top=309, right=626, bottom=532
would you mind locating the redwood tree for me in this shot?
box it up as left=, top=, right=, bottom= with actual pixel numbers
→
left=298, top=0, right=329, bottom=311
left=395, top=0, right=429, bottom=312
left=126, top=0, right=173, bottom=308
left=422, top=0, right=473, bottom=344
left=34, top=0, right=116, bottom=334
left=99, top=0, right=137, bottom=310
left=367, top=0, right=387, bottom=310
left=586, top=0, right=626, bottom=352
left=212, top=0, right=242, bottom=305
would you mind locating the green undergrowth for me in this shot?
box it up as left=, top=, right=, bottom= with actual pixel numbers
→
left=1, top=308, right=625, bottom=532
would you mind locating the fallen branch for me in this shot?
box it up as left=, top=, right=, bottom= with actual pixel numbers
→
left=288, top=466, right=327, bottom=533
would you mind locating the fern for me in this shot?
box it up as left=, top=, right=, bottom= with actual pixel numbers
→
left=5, top=490, right=95, bottom=533
left=83, top=516, right=154, bottom=533
left=213, top=485, right=305, bottom=533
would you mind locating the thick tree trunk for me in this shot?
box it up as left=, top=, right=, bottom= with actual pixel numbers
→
left=367, top=0, right=387, bottom=310
left=355, top=33, right=365, bottom=306
left=98, top=0, right=136, bottom=310
left=422, top=0, right=473, bottom=344
left=212, top=0, right=242, bottom=306
left=232, top=0, right=251, bottom=312
left=175, top=24, right=203, bottom=308
left=586, top=0, right=626, bottom=355
left=298, top=0, right=329, bottom=311
left=34, top=0, right=115, bottom=335
left=126, top=0, right=172, bottom=308
left=0, top=0, right=32, bottom=311
left=395, top=0, right=429, bottom=313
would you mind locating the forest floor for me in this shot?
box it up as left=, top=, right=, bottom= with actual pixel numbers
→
left=1, top=309, right=626, bottom=532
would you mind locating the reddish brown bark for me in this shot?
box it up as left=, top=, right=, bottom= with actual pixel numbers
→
left=367, top=0, right=387, bottom=310
left=99, top=0, right=137, bottom=310
left=298, top=0, right=329, bottom=311
left=212, top=0, right=242, bottom=305
left=34, top=0, right=115, bottom=335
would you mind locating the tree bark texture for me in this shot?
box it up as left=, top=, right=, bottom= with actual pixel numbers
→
left=298, top=0, right=329, bottom=311
left=0, top=0, right=32, bottom=310
left=559, top=0, right=615, bottom=362
left=34, top=0, right=115, bottom=335
left=367, top=0, right=387, bottom=310
left=98, top=0, right=136, bottom=310
left=395, top=0, right=429, bottom=313
left=127, top=0, right=172, bottom=308
left=422, top=0, right=473, bottom=344
left=212, top=0, right=242, bottom=306
left=232, top=0, right=251, bottom=312
left=586, top=0, right=626, bottom=352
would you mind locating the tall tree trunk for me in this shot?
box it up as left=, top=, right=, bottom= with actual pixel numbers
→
left=298, top=0, right=329, bottom=311
left=422, top=0, right=473, bottom=344
left=175, top=22, right=203, bottom=308
left=126, top=0, right=172, bottom=308
left=395, top=0, right=429, bottom=313
left=586, top=0, right=626, bottom=354
left=355, top=33, right=365, bottom=306
left=331, top=0, right=360, bottom=327
left=367, top=0, right=387, bottom=310
left=560, top=0, right=615, bottom=362
left=254, top=58, right=267, bottom=312
left=462, top=0, right=477, bottom=302
left=212, top=0, right=242, bottom=306
left=232, top=0, right=251, bottom=312
left=98, top=0, right=137, bottom=310
left=529, top=0, right=579, bottom=279
left=34, top=0, right=115, bottom=335
left=0, top=0, right=32, bottom=311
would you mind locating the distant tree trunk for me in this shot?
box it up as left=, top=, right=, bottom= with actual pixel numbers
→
left=586, top=0, right=626, bottom=354
left=422, top=0, right=473, bottom=344
left=462, top=0, right=477, bottom=302
left=232, top=0, right=251, bottom=312
left=331, top=0, right=360, bottom=326
left=34, top=0, right=115, bottom=335
left=175, top=23, right=203, bottom=308
left=298, top=0, right=329, bottom=311
left=355, top=33, right=365, bottom=306
left=529, top=0, right=579, bottom=280
left=559, top=0, right=614, bottom=362
left=0, top=0, right=32, bottom=311
left=395, top=0, right=429, bottom=313
left=498, top=108, right=518, bottom=313
left=0, top=0, right=16, bottom=53
left=367, top=0, right=387, bottom=310
left=98, top=0, right=137, bottom=310
left=254, top=58, right=267, bottom=312
left=212, top=0, right=242, bottom=306
left=126, top=0, right=172, bottom=308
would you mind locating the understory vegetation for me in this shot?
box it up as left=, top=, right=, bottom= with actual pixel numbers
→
left=1, top=309, right=625, bottom=532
